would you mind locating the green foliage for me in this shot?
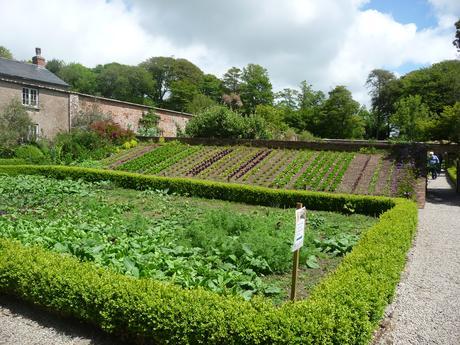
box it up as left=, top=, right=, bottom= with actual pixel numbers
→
left=140, top=57, right=204, bottom=111
left=57, top=63, right=98, bottom=94
left=0, top=158, right=28, bottom=165
left=0, top=165, right=395, bottom=216
left=316, top=86, right=364, bottom=139
left=365, top=69, right=397, bottom=139
left=186, top=94, right=217, bottom=114
left=240, top=64, right=274, bottom=114
left=53, top=130, right=113, bottom=163
left=447, top=165, right=457, bottom=185
left=14, top=145, right=45, bottom=164
left=0, top=168, right=417, bottom=343
left=436, top=102, right=460, bottom=143
left=0, top=99, right=33, bottom=149
left=0, top=46, right=13, bottom=59
left=45, top=59, right=65, bottom=74
left=185, top=106, right=246, bottom=138
left=137, top=109, right=161, bottom=136
left=94, top=63, right=155, bottom=104
left=391, top=95, right=432, bottom=141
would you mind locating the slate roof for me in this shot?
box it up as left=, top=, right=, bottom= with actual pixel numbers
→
left=0, top=57, right=69, bottom=88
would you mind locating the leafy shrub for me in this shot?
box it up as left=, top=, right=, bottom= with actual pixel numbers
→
left=14, top=145, right=45, bottom=164
left=0, top=158, right=28, bottom=165
left=90, top=120, right=135, bottom=145
left=185, top=105, right=247, bottom=139
left=53, top=130, right=113, bottom=163
left=447, top=165, right=457, bottom=185
left=0, top=99, right=33, bottom=149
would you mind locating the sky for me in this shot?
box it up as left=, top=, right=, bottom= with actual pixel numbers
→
left=0, top=0, right=459, bottom=106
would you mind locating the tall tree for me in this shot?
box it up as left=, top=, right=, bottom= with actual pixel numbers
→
left=316, top=86, right=363, bottom=139
left=57, top=63, right=98, bottom=94
left=140, top=57, right=204, bottom=110
left=298, top=81, right=325, bottom=110
left=453, top=19, right=460, bottom=52
left=275, top=88, right=299, bottom=110
left=95, top=63, right=155, bottom=104
left=222, top=67, right=242, bottom=94
left=365, top=69, right=397, bottom=139
left=200, top=74, right=223, bottom=102
left=390, top=95, right=431, bottom=141
left=436, top=102, right=460, bottom=143
left=240, top=64, right=273, bottom=114
left=46, top=59, right=65, bottom=75
left=0, top=46, right=13, bottom=59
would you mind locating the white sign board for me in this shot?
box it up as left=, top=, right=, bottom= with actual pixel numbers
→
left=292, top=207, right=306, bottom=252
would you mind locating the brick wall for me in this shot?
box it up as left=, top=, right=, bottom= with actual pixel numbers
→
left=74, top=94, right=192, bottom=137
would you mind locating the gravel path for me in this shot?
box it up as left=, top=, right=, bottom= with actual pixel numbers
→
left=0, top=295, right=128, bottom=345
left=374, top=172, right=460, bottom=344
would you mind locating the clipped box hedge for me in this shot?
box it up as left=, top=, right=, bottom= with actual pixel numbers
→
left=0, top=165, right=418, bottom=344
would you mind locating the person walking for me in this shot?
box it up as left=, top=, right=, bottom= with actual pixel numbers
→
left=428, top=151, right=440, bottom=179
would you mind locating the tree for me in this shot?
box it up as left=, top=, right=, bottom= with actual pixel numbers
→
left=398, top=60, right=460, bottom=115
left=140, top=57, right=204, bottom=110
left=58, top=63, right=98, bottom=94
left=0, top=99, right=33, bottom=148
left=95, top=63, right=155, bottom=104
left=436, top=102, right=460, bottom=143
left=222, top=67, right=242, bottom=94
left=316, top=86, right=364, bottom=139
left=298, top=81, right=325, bottom=110
left=254, top=104, right=289, bottom=139
left=365, top=69, right=397, bottom=139
left=453, top=19, right=460, bottom=52
left=275, top=88, right=299, bottom=110
left=390, top=95, right=431, bottom=141
left=0, top=46, right=13, bottom=59
left=240, top=64, right=274, bottom=114
left=200, top=74, right=223, bottom=102
left=46, top=59, right=65, bottom=74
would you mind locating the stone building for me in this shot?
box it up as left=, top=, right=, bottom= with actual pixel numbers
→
left=0, top=48, right=192, bottom=139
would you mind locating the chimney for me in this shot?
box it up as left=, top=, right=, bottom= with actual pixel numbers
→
left=32, top=47, right=46, bottom=67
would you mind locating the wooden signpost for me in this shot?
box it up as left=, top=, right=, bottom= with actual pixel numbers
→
left=290, top=202, right=306, bottom=301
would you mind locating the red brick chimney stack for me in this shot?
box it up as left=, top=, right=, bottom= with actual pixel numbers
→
left=32, top=47, right=46, bottom=67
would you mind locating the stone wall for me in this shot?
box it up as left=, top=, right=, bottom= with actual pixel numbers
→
left=74, top=94, right=192, bottom=137
left=0, top=79, right=69, bottom=138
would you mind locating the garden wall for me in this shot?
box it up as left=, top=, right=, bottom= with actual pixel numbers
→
left=71, top=93, right=192, bottom=137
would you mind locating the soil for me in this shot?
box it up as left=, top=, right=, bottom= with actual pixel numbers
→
left=373, top=158, right=394, bottom=195
left=108, top=145, right=157, bottom=169
left=353, top=154, right=382, bottom=194
left=336, top=154, right=371, bottom=194
left=159, top=146, right=218, bottom=176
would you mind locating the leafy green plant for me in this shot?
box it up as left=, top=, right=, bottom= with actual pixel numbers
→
left=15, top=145, right=46, bottom=164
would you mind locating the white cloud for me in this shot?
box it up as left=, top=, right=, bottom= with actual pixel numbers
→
left=0, top=0, right=457, bottom=106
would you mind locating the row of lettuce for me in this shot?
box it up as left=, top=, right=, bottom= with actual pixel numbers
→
left=0, top=165, right=417, bottom=344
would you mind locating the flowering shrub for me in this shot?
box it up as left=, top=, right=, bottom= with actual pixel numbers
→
left=90, top=120, right=135, bottom=145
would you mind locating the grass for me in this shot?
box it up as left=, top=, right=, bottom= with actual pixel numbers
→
left=0, top=174, right=376, bottom=302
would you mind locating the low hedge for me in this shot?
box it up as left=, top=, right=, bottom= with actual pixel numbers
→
left=0, top=165, right=418, bottom=344
left=0, top=165, right=394, bottom=216
left=0, top=158, right=28, bottom=165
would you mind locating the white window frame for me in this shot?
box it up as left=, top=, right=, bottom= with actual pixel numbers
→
left=22, top=87, right=39, bottom=107
left=28, top=124, right=40, bottom=141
